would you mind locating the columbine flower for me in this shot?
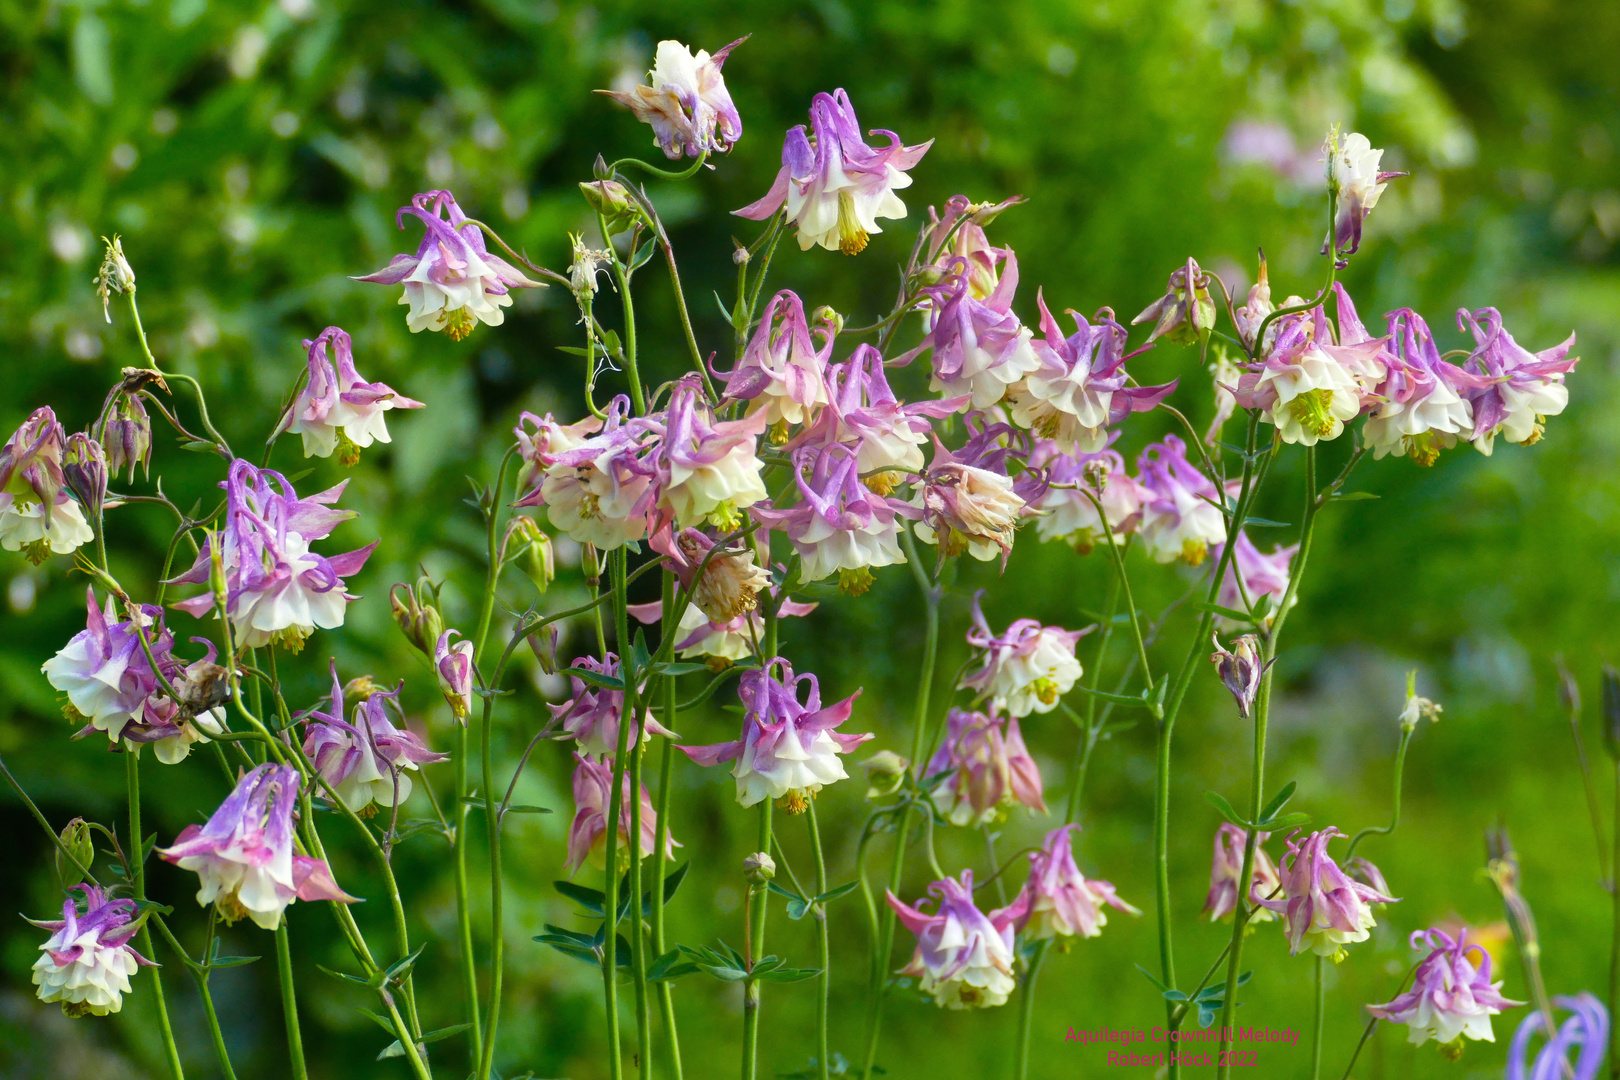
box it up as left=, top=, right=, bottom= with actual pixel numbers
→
left=886, top=871, right=1017, bottom=1009
left=158, top=763, right=357, bottom=930
left=921, top=194, right=1026, bottom=300
left=566, top=233, right=610, bottom=300
left=513, top=410, right=603, bottom=506
left=274, top=327, right=423, bottom=464
left=431, top=628, right=475, bottom=720
left=1135, top=434, right=1226, bottom=566
left=652, top=375, right=770, bottom=529
left=43, top=588, right=171, bottom=733
left=628, top=592, right=817, bottom=666
left=600, top=38, right=745, bottom=159
left=1232, top=254, right=1274, bottom=353
left=534, top=397, right=659, bottom=549
left=651, top=525, right=771, bottom=622
left=750, top=444, right=909, bottom=592
left=717, top=290, right=834, bottom=429
left=1326, top=130, right=1405, bottom=256
left=564, top=752, right=678, bottom=874
left=1210, top=634, right=1265, bottom=719
left=1204, top=823, right=1281, bottom=923
left=912, top=420, right=1040, bottom=568
left=1211, top=532, right=1297, bottom=629
left=1363, top=309, right=1485, bottom=465
left=735, top=89, right=932, bottom=255
left=898, top=255, right=1041, bottom=410
left=1027, top=441, right=1151, bottom=552
left=63, top=433, right=108, bottom=523
left=1001, top=825, right=1139, bottom=940
left=1459, top=308, right=1579, bottom=456
left=28, top=885, right=152, bottom=1017
left=303, top=664, right=447, bottom=812
left=1234, top=305, right=1367, bottom=446
left=1367, top=928, right=1523, bottom=1049
left=959, top=593, right=1087, bottom=717
left=549, top=653, right=675, bottom=759
left=167, top=461, right=374, bottom=652
left=1505, top=993, right=1608, bottom=1080
left=924, top=707, right=1045, bottom=826
left=0, top=407, right=94, bottom=563
left=1009, top=295, right=1174, bottom=451
left=1132, top=258, right=1216, bottom=346
left=680, top=658, right=868, bottom=811
left=94, top=236, right=136, bottom=322
left=1258, top=827, right=1397, bottom=958
left=353, top=190, right=540, bottom=340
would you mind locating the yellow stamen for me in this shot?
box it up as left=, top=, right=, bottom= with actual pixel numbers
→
left=777, top=790, right=812, bottom=815
left=837, top=192, right=869, bottom=255
left=1519, top=417, right=1546, bottom=447
left=839, top=567, right=875, bottom=596
left=863, top=471, right=901, bottom=497
left=336, top=430, right=361, bottom=468
left=1033, top=678, right=1060, bottom=706
left=707, top=500, right=742, bottom=531
left=1407, top=432, right=1442, bottom=467
left=443, top=307, right=477, bottom=342
left=768, top=419, right=791, bottom=446
left=1180, top=539, right=1208, bottom=567
left=275, top=626, right=311, bottom=654
left=1286, top=388, right=1338, bottom=438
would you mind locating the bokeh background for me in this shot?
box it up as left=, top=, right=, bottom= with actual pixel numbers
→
left=2, top=0, right=1618, bottom=1076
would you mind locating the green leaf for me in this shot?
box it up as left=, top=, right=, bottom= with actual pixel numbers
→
left=554, top=880, right=606, bottom=916
left=1162, top=989, right=1189, bottom=1002
left=384, top=943, right=426, bottom=984
left=755, top=965, right=822, bottom=983
left=648, top=661, right=710, bottom=677
left=1263, top=811, right=1312, bottom=830
left=376, top=1023, right=472, bottom=1060
left=766, top=880, right=804, bottom=903
left=662, top=862, right=690, bottom=903
left=205, top=954, right=261, bottom=969
left=503, top=803, right=552, bottom=814
left=1258, top=781, right=1297, bottom=823
left=536, top=924, right=598, bottom=947
left=559, top=665, right=624, bottom=690
left=1203, top=790, right=1247, bottom=827
left=354, top=1006, right=396, bottom=1035
left=815, top=881, right=860, bottom=905
left=1134, top=964, right=1172, bottom=994
left=1074, top=683, right=1155, bottom=708
left=317, top=964, right=374, bottom=988
left=1197, top=601, right=1258, bottom=624
left=556, top=345, right=593, bottom=358
left=1328, top=491, right=1378, bottom=502
left=647, top=948, right=700, bottom=981
left=1240, top=517, right=1292, bottom=528
left=786, top=896, right=810, bottom=920
left=179, top=438, right=219, bottom=453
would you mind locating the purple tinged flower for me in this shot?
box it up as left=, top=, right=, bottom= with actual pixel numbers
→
left=1257, top=827, right=1398, bottom=958
left=1231, top=254, right=1274, bottom=353
left=353, top=190, right=540, bottom=340
left=1234, top=304, right=1371, bottom=446
left=1204, top=823, right=1281, bottom=923
left=63, top=433, right=108, bottom=522
left=886, top=870, right=1017, bottom=1009
left=535, top=396, right=659, bottom=549
left=735, top=89, right=932, bottom=255
left=43, top=587, right=172, bottom=733
left=1209, top=633, right=1265, bottom=720
left=716, top=290, right=835, bottom=429
left=1026, top=441, right=1152, bottom=551
left=435, top=629, right=474, bottom=720
left=549, top=653, right=676, bottom=759
left=921, top=194, right=1026, bottom=301
left=1211, top=532, right=1297, bottom=630
left=898, top=255, right=1040, bottom=410
left=959, top=593, right=1087, bottom=717
left=1458, top=307, right=1578, bottom=456
left=513, top=410, right=603, bottom=507
left=1001, top=825, right=1139, bottom=940
left=1366, top=928, right=1523, bottom=1047
left=102, top=389, right=153, bottom=483
left=158, top=763, right=358, bottom=930
left=564, top=752, right=679, bottom=874
left=650, top=524, right=771, bottom=622
left=1135, top=433, right=1226, bottom=566
left=750, top=444, right=910, bottom=591
left=680, top=658, right=868, bottom=810
left=167, top=461, right=374, bottom=652
left=0, top=407, right=94, bottom=562
left=302, top=663, right=448, bottom=812
left=274, top=327, right=423, bottom=463
left=28, top=885, right=153, bottom=1017
left=651, top=375, right=770, bottom=530
left=925, top=706, right=1045, bottom=826
left=911, top=420, right=1039, bottom=568
left=1009, top=295, right=1175, bottom=452
left=1364, top=309, right=1486, bottom=465
left=1327, top=131, right=1405, bottom=256
left=599, top=38, right=746, bottom=160
left=1131, top=258, right=1217, bottom=346
left=1507, top=993, right=1608, bottom=1080
left=628, top=591, right=818, bottom=666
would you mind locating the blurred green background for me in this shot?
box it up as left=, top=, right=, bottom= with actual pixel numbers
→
left=2, top=0, right=1618, bottom=1076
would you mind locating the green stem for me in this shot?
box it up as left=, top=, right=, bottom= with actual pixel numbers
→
left=1345, top=728, right=1413, bottom=860
left=1014, top=945, right=1050, bottom=1080
left=476, top=675, right=505, bottom=1080
left=629, top=723, right=653, bottom=1078
left=275, top=922, right=308, bottom=1080
left=127, top=751, right=185, bottom=1080
left=1611, top=760, right=1619, bottom=1079
left=455, top=719, right=484, bottom=1070
left=808, top=799, right=831, bottom=1080
left=743, top=802, right=774, bottom=1080
left=1312, top=954, right=1326, bottom=1080
left=601, top=216, right=644, bottom=414
left=653, top=572, right=685, bottom=1080
left=602, top=550, right=634, bottom=1080
left=193, top=967, right=239, bottom=1080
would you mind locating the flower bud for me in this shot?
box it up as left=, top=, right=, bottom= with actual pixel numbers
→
left=731, top=240, right=751, bottom=266
left=743, top=851, right=776, bottom=885
left=1210, top=634, right=1263, bottom=719
left=390, top=581, right=444, bottom=657
left=860, top=750, right=909, bottom=799
left=56, top=818, right=95, bottom=885
left=102, top=390, right=152, bottom=483
left=504, top=516, right=555, bottom=594
left=1398, top=671, right=1442, bottom=733
left=63, top=433, right=108, bottom=521
left=343, top=675, right=382, bottom=702
left=1557, top=663, right=1581, bottom=717
left=810, top=305, right=845, bottom=337
left=435, top=629, right=475, bottom=721
left=94, top=236, right=136, bottom=323
left=579, top=180, right=639, bottom=235
left=1603, top=666, right=1620, bottom=761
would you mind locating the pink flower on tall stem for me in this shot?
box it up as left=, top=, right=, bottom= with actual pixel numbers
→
left=886, top=870, right=1017, bottom=1009
left=274, top=327, right=422, bottom=463
left=302, top=663, right=447, bottom=812
left=1001, top=825, right=1139, bottom=940
left=549, top=653, right=675, bottom=759
left=958, top=592, right=1088, bottom=717
left=564, top=753, right=678, bottom=874
left=28, top=885, right=154, bottom=1017
left=1203, top=823, right=1280, bottom=922
left=599, top=38, right=746, bottom=160
left=924, top=706, right=1045, bottom=826
left=1367, top=927, right=1522, bottom=1047
left=1257, top=827, right=1397, bottom=957
left=716, top=290, right=834, bottom=428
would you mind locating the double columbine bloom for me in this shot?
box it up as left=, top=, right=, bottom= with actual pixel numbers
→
left=887, top=870, right=1017, bottom=1009
left=549, top=652, right=675, bottom=759
left=752, top=444, right=909, bottom=593
left=958, top=594, right=1086, bottom=717
left=903, top=254, right=1040, bottom=410
left=1001, top=825, right=1139, bottom=940
left=1460, top=306, right=1578, bottom=455
left=718, top=289, right=834, bottom=430
left=29, top=885, right=152, bottom=1017
left=653, top=376, right=770, bottom=530
left=736, top=89, right=932, bottom=255
left=681, top=659, right=867, bottom=811
left=564, top=752, right=679, bottom=874
left=912, top=420, right=1042, bottom=567
left=534, top=397, right=659, bottom=549
left=302, top=663, right=447, bottom=813
left=925, top=706, right=1045, bottom=826
left=1203, top=822, right=1280, bottom=922
left=275, top=326, right=422, bottom=464
left=158, top=763, right=356, bottom=930
left=1366, top=928, right=1521, bottom=1050
left=600, top=38, right=745, bottom=160
left=355, top=190, right=540, bottom=341
left=1258, top=827, right=1396, bottom=958
left=0, top=407, right=94, bottom=563
left=1135, top=434, right=1226, bottom=566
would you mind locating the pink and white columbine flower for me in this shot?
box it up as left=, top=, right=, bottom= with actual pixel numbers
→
left=924, top=706, right=1045, bottom=826
left=650, top=525, right=771, bottom=622
left=628, top=592, right=818, bottom=665
left=1257, top=827, right=1398, bottom=958
left=1211, top=531, right=1298, bottom=629
left=28, top=885, right=153, bottom=1017
left=534, top=397, right=659, bottom=549
left=735, top=88, right=932, bottom=255
left=912, top=420, right=1042, bottom=568
left=1234, top=305, right=1375, bottom=446
left=158, top=763, right=357, bottom=930
left=599, top=38, right=745, bottom=160
left=717, top=290, right=834, bottom=428
left=303, top=664, right=447, bottom=812
left=549, top=653, right=675, bottom=759
left=1001, top=825, right=1139, bottom=940
left=1008, top=295, right=1175, bottom=452
left=887, top=871, right=1017, bottom=1009
left=651, top=376, right=769, bottom=530
left=680, top=658, right=868, bottom=810
left=353, top=190, right=540, bottom=340
left=1327, top=131, right=1405, bottom=256
left=0, top=407, right=94, bottom=562
left=43, top=587, right=171, bottom=733
left=1364, top=310, right=1485, bottom=466
left=435, top=629, right=475, bottom=720
left=564, top=752, right=679, bottom=874
left=959, top=593, right=1087, bottom=717
left=1459, top=307, right=1578, bottom=456
left=1026, top=441, right=1152, bottom=551
left=921, top=194, right=1025, bottom=301
left=900, top=256, right=1040, bottom=410
left=750, top=444, right=910, bottom=591
left=1204, top=822, right=1281, bottom=922
left=512, top=411, right=603, bottom=507
left=168, top=461, right=374, bottom=652
left=1135, top=434, right=1226, bottom=566
left=1367, top=928, right=1523, bottom=1047
left=274, top=327, right=423, bottom=463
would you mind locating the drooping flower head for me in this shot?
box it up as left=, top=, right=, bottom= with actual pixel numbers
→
left=717, top=290, right=835, bottom=430
left=275, top=327, right=423, bottom=464
left=534, top=396, right=660, bottom=549
left=28, top=885, right=153, bottom=1017
left=302, top=663, right=447, bottom=812
left=899, top=255, right=1040, bottom=410
left=959, top=593, right=1088, bottom=717
left=921, top=194, right=1025, bottom=301
left=1209, top=634, right=1266, bottom=720
left=549, top=652, right=675, bottom=760
left=599, top=38, right=745, bottom=160
left=1364, top=309, right=1485, bottom=466
left=680, top=658, right=867, bottom=811
left=564, top=752, right=679, bottom=874
left=651, top=375, right=769, bottom=530
left=1326, top=130, right=1405, bottom=256
left=1233, top=304, right=1374, bottom=446
left=886, top=871, right=1017, bottom=1009
left=1458, top=307, right=1578, bottom=456
left=750, top=443, right=910, bottom=593
left=1135, top=434, right=1226, bottom=566
left=1026, top=440, right=1152, bottom=552
left=353, top=190, right=541, bottom=340
left=435, top=628, right=475, bottom=720
left=1001, top=825, right=1139, bottom=940
left=0, top=407, right=93, bottom=562
left=158, top=763, right=357, bottom=930
left=1506, top=993, right=1608, bottom=1080
left=1258, top=827, right=1397, bottom=958
left=650, top=524, right=771, bottom=622
left=1204, top=822, right=1281, bottom=922
left=512, top=411, right=603, bottom=507
left=912, top=418, right=1042, bottom=568
left=735, top=89, right=932, bottom=255
left=168, top=460, right=374, bottom=652
left=1211, top=532, right=1297, bottom=629
left=1366, top=928, right=1523, bottom=1049
left=924, top=706, right=1045, bottom=827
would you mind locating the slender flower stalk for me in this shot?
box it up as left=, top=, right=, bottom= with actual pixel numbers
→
left=275, top=921, right=308, bottom=1080
left=126, top=751, right=186, bottom=1080
left=808, top=798, right=831, bottom=1080
left=653, top=569, right=684, bottom=1079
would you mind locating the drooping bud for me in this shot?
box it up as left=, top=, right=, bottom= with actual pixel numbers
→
left=1131, top=258, right=1216, bottom=347
left=1210, top=634, right=1264, bottom=719
left=579, top=179, right=640, bottom=235
left=62, top=434, right=108, bottom=522
left=93, top=236, right=136, bottom=323
left=504, top=515, right=555, bottom=594
left=389, top=580, right=445, bottom=657
left=743, top=851, right=776, bottom=884
left=56, top=818, right=95, bottom=886
left=101, top=390, right=153, bottom=482
left=1603, top=666, right=1620, bottom=761
left=861, top=750, right=908, bottom=799
left=435, top=629, right=475, bottom=721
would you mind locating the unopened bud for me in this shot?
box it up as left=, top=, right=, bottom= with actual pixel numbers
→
left=390, top=581, right=444, bottom=657
left=732, top=241, right=751, bottom=266
left=860, top=750, right=908, bottom=799
left=1210, top=633, right=1264, bottom=719
left=592, top=153, right=612, bottom=181
left=207, top=532, right=229, bottom=612
left=909, top=264, right=946, bottom=289
left=580, top=179, right=640, bottom=235
left=1557, top=663, right=1581, bottom=717
left=504, top=516, right=555, bottom=594
left=1603, top=666, right=1620, bottom=760
left=810, top=305, right=845, bottom=337
left=57, top=818, right=95, bottom=885
left=102, top=390, right=152, bottom=483
left=743, top=851, right=776, bottom=885
left=63, top=433, right=108, bottom=520
left=1398, top=670, right=1442, bottom=733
